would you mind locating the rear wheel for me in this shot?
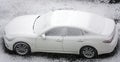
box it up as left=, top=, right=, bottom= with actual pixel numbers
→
left=13, top=42, right=31, bottom=55
left=80, top=46, right=98, bottom=58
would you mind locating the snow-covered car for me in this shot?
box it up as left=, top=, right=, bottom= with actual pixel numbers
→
left=3, top=10, right=118, bottom=58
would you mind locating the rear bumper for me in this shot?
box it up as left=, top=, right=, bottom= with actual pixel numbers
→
left=97, top=27, right=118, bottom=55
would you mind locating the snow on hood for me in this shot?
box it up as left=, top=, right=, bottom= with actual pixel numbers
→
left=5, top=15, right=39, bottom=38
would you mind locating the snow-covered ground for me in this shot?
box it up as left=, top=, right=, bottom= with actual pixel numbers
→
left=0, top=0, right=120, bottom=62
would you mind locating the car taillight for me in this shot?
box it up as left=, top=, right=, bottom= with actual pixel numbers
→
left=103, top=36, right=114, bottom=43
left=103, top=28, right=115, bottom=43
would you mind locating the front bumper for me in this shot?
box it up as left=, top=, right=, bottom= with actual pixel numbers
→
left=3, top=36, right=13, bottom=51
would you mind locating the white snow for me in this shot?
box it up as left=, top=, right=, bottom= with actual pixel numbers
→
left=0, top=0, right=120, bottom=62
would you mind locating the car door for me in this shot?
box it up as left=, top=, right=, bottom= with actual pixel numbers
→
left=36, top=27, right=67, bottom=52
left=63, top=27, right=85, bottom=52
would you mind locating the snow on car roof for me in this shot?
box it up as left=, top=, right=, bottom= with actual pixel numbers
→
left=35, top=10, right=115, bottom=36
left=48, top=10, right=115, bottom=35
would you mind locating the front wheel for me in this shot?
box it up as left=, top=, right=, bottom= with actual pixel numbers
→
left=13, top=42, right=31, bottom=55
left=80, top=46, right=98, bottom=58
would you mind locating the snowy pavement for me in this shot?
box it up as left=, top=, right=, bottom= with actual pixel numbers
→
left=0, top=0, right=120, bottom=62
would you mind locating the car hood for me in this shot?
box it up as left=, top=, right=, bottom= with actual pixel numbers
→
left=4, top=15, right=39, bottom=38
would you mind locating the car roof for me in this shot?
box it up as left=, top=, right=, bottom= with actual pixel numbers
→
left=35, top=10, right=115, bottom=36
left=48, top=10, right=115, bottom=35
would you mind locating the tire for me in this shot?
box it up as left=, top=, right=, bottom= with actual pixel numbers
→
left=80, top=46, right=98, bottom=58
left=13, top=42, right=31, bottom=55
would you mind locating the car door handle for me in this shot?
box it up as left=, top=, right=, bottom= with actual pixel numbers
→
left=56, top=39, right=62, bottom=42
left=78, top=40, right=84, bottom=42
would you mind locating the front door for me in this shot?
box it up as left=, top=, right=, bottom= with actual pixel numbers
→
left=36, top=27, right=67, bottom=52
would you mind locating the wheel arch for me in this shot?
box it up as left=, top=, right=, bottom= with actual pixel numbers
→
left=79, top=45, right=98, bottom=55
left=13, top=41, right=31, bottom=52
left=12, top=37, right=36, bottom=52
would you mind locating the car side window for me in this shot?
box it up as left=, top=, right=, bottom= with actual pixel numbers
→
left=45, top=27, right=67, bottom=36
left=66, top=27, right=83, bottom=36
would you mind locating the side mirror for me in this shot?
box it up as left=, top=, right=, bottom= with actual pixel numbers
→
left=40, top=34, right=46, bottom=40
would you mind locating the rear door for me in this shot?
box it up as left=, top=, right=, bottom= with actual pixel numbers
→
left=63, top=27, right=85, bottom=52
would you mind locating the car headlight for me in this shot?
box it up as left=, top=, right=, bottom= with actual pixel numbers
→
left=4, top=35, right=14, bottom=41
left=103, top=36, right=113, bottom=43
